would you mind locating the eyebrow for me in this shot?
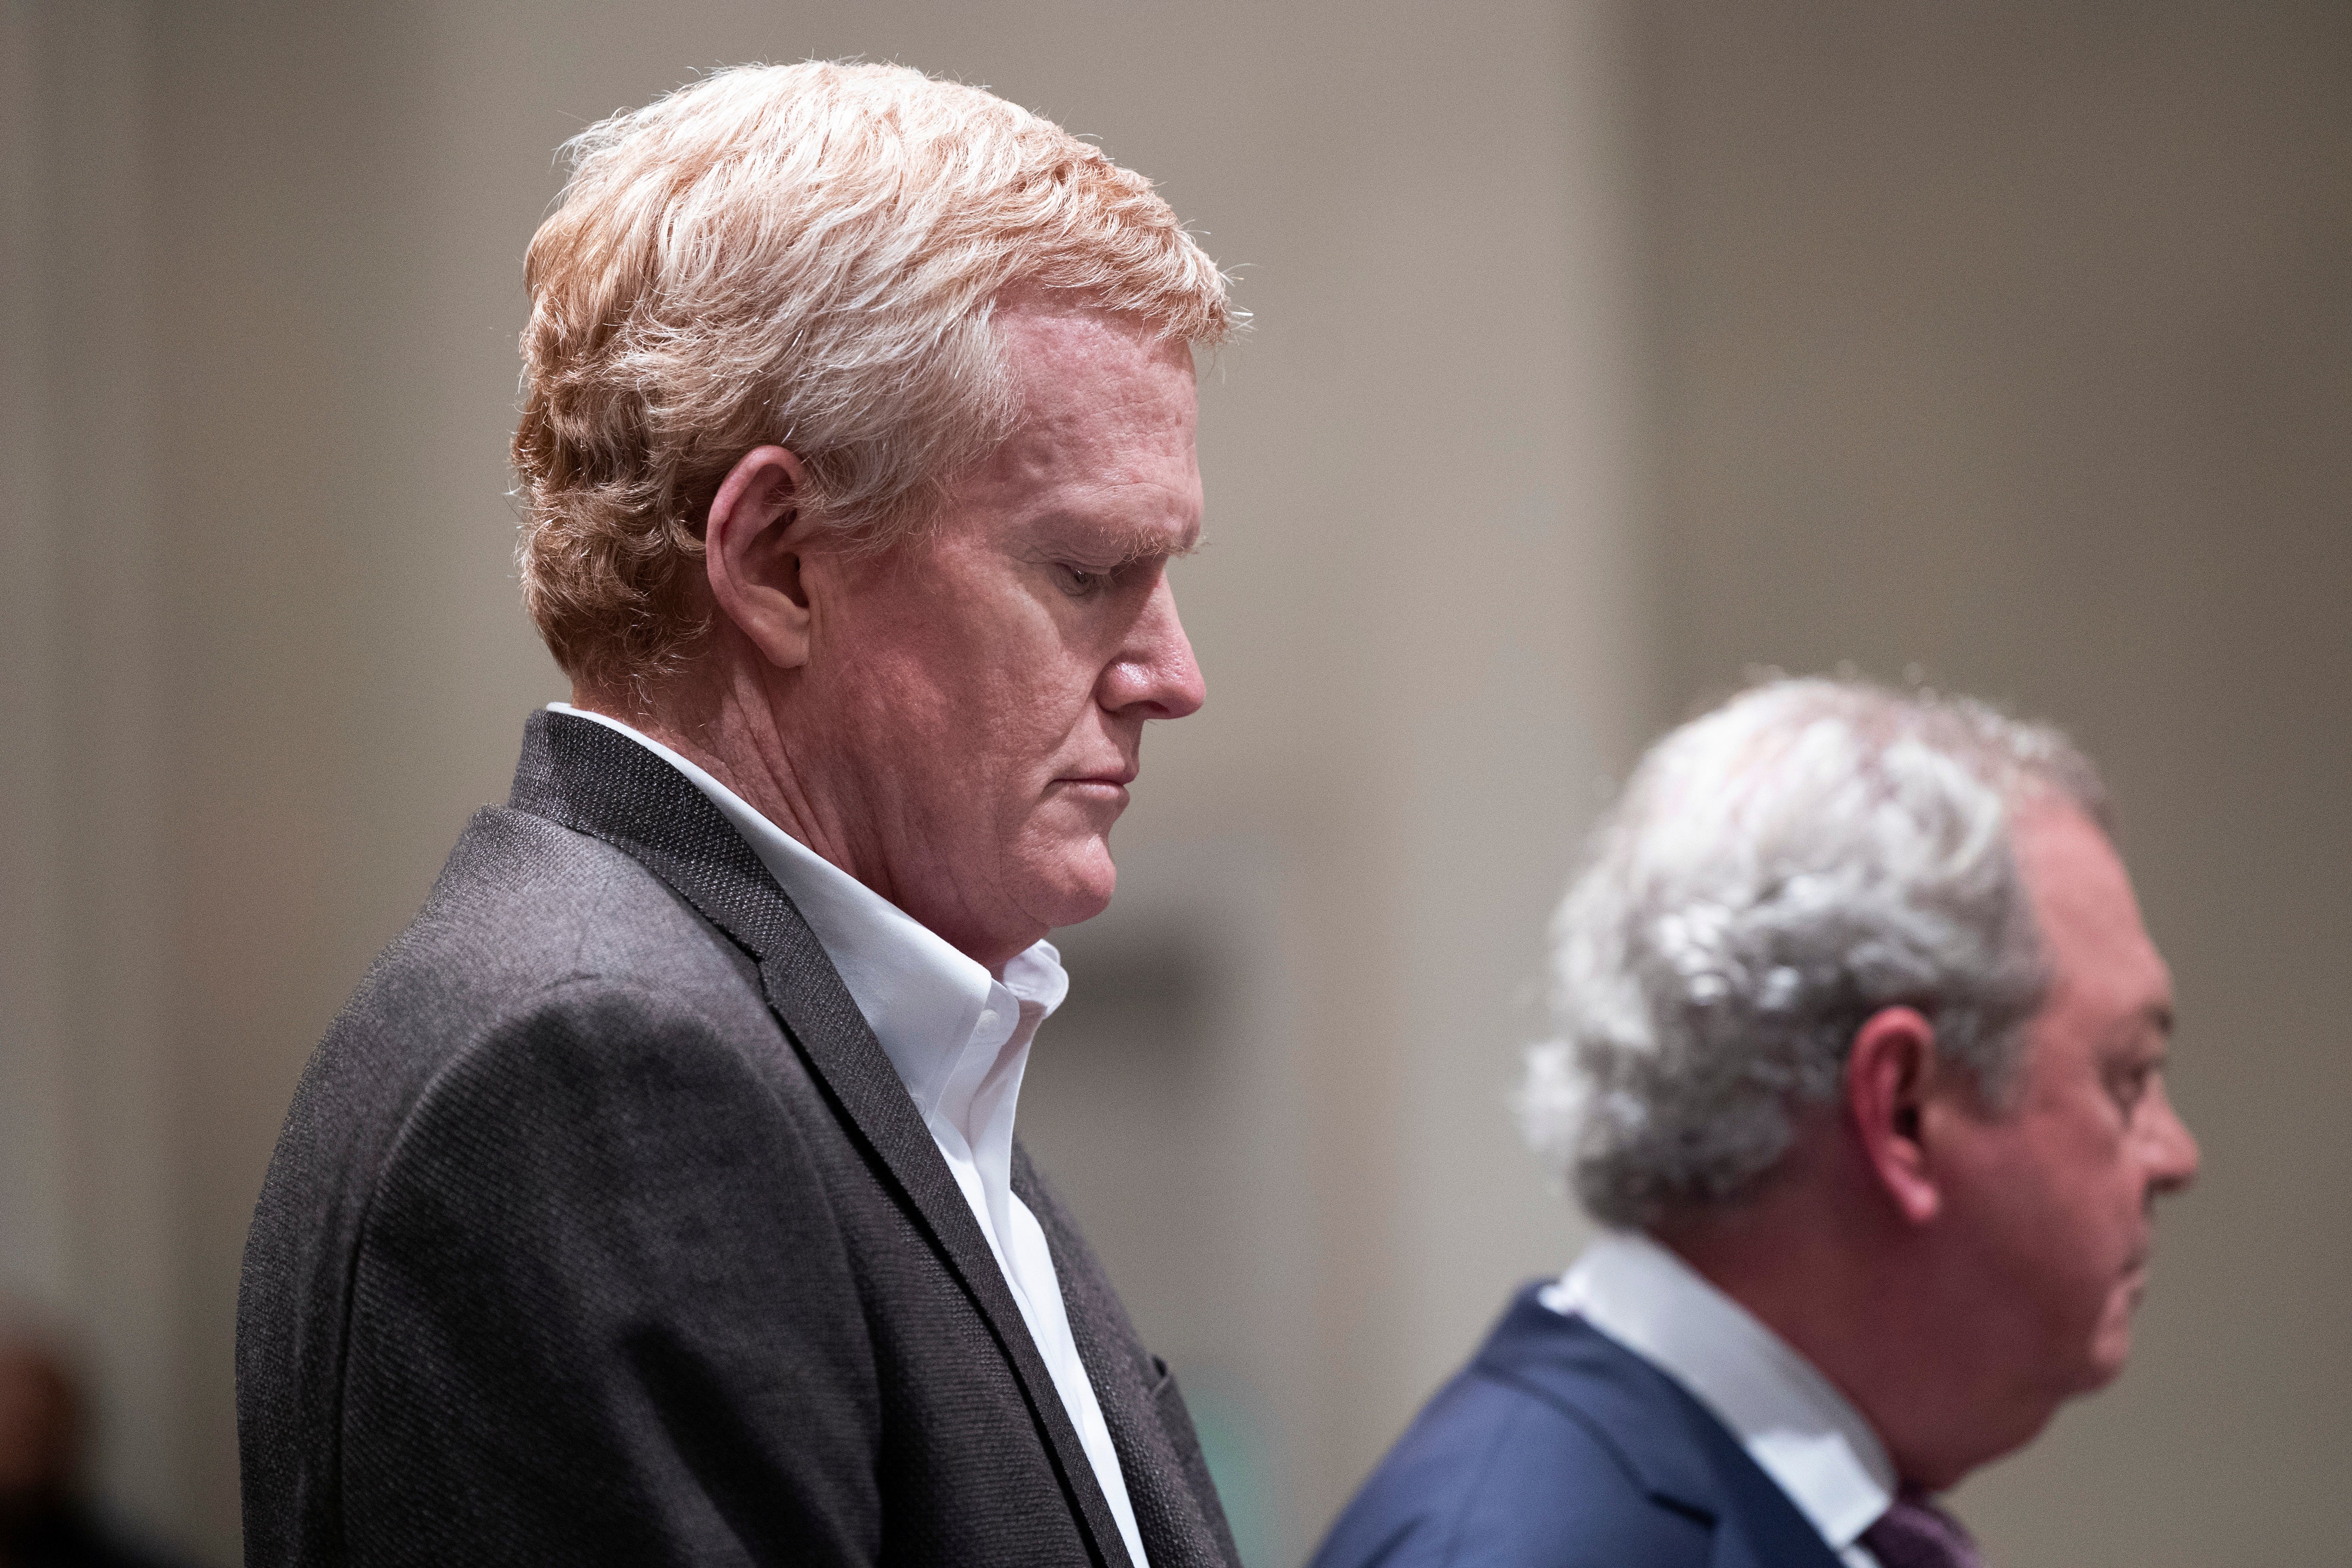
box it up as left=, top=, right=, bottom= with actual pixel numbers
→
left=2099, top=1002, right=2174, bottom=1065
left=1033, top=511, right=1204, bottom=564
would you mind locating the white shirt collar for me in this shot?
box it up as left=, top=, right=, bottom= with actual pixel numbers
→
left=1542, top=1229, right=1896, bottom=1552
left=546, top=704, right=1066, bottom=1176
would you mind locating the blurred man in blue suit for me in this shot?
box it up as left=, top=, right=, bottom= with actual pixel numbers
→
left=1313, top=679, right=2200, bottom=1568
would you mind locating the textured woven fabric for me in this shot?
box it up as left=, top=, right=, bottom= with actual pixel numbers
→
left=236, top=709, right=1237, bottom=1568
left=1861, top=1490, right=1985, bottom=1568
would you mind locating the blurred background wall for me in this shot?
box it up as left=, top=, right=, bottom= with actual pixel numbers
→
left=1, top=2, right=2343, bottom=1565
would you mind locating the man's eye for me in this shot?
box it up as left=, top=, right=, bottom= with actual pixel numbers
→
left=2109, top=1066, right=2154, bottom=1116
left=1057, top=564, right=1109, bottom=595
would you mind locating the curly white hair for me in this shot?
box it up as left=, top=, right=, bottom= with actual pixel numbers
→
left=1519, top=677, right=2109, bottom=1227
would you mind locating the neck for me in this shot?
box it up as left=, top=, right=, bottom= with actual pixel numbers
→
left=576, top=662, right=850, bottom=865
left=571, top=658, right=1037, bottom=975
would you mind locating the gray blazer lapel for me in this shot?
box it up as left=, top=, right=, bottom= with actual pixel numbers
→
left=753, top=948, right=1135, bottom=1568
left=1015, top=1145, right=1242, bottom=1568
left=509, top=708, right=1134, bottom=1568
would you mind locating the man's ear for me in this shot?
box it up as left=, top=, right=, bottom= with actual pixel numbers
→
left=705, top=444, right=821, bottom=670
left=1845, top=1005, right=1944, bottom=1227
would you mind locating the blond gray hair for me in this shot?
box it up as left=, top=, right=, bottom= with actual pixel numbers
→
left=512, top=61, right=1239, bottom=696
left=1519, top=677, right=2111, bottom=1228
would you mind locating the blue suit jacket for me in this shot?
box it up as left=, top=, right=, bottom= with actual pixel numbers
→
left=1309, top=1284, right=1847, bottom=1568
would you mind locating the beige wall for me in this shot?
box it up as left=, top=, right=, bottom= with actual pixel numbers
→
left=3, top=3, right=2343, bottom=1566
left=1640, top=3, right=2352, bottom=1562
left=3, top=0, right=181, bottom=1534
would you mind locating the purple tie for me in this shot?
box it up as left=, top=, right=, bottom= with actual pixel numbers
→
left=1861, top=1488, right=1985, bottom=1568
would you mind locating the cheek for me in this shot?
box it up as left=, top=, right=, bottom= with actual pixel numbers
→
left=837, top=618, right=1051, bottom=758
left=2007, top=1145, right=2151, bottom=1367
left=868, top=672, right=1103, bottom=862
left=903, top=594, right=1098, bottom=727
left=1941, top=1099, right=2157, bottom=1398
left=827, top=570, right=1112, bottom=827
left=1952, top=1136, right=2113, bottom=1309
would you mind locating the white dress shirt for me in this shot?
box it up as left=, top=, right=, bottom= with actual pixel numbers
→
left=552, top=705, right=1151, bottom=1568
left=1541, top=1230, right=1896, bottom=1568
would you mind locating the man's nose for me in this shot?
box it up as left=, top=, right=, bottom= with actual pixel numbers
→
left=2143, top=1079, right=2201, bottom=1198
left=1100, top=576, right=1205, bottom=720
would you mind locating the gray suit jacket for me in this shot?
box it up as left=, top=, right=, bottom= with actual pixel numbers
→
left=236, top=709, right=1238, bottom=1568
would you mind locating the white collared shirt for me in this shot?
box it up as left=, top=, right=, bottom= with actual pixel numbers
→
left=1541, top=1230, right=1896, bottom=1568
left=552, top=705, right=1150, bottom=1568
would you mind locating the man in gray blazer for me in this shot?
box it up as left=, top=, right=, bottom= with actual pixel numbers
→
left=237, top=62, right=1240, bottom=1568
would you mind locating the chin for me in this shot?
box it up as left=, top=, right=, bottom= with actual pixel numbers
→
left=2076, top=1304, right=2138, bottom=1392
left=2086, top=1327, right=2135, bottom=1389
left=1027, top=842, right=1119, bottom=931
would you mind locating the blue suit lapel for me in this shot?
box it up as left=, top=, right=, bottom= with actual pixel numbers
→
left=1476, top=1288, right=1850, bottom=1568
